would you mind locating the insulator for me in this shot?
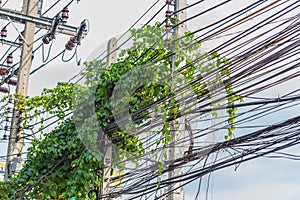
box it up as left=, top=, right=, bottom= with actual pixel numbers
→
left=5, top=117, right=9, bottom=122
left=19, top=31, right=24, bottom=42
left=42, top=15, right=60, bottom=45
left=42, top=35, right=51, bottom=44
left=65, top=42, right=74, bottom=50
left=70, top=36, right=78, bottom=44
left=165, top=24, right=173, bottom=32
left=3, top=134, right=7, bottom=140
left=166, top=0, right=173, bottom=5
left=8, top=79, right=17, bottom=86
left=61, top=7, right=69, bottom=21
left=65, top=36, right=77, bottom=51
left=0, top=67, right=9, bottom=76
left=166, top=10, right=173, bottom=18
left=1, top=26, right=7, bottom=38
left=6, top=54, right=13, bottom=65
left=65, top=20, right=86, bottom=51
left=0, top=87, right=9, bottom=93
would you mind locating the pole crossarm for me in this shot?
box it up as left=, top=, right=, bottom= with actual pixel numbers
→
left=0, top=8, right=78, bottom=36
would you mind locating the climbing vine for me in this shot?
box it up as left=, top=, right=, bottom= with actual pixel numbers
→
left=0, top=22, right=241, bottom=199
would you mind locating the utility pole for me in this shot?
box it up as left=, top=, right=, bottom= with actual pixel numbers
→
left=168, top=0, right=187, bottom=200
left=100, top=37, right=118, bottom=199
left=3, top=0, right=78, bottom=179
left=5, top=0, right=39, bottom=180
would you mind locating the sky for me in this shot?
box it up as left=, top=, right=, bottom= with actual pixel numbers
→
left=0, top=0, right=300, bottom=199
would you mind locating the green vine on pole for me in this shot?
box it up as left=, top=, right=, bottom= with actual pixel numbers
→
left=0, top=22, right=242, bottom=199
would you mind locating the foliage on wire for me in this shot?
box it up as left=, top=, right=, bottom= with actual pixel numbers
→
left=0, top=22, right=241, bottom=199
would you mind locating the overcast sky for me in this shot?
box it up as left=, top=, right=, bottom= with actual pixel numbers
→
left=1, top=0, right=300, bottom=199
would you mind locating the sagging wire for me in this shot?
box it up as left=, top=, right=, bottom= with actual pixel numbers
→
left=30, top=49, right=65, bottom=75
left=61, top=45, right=78, bottom=63
left=41, top=41, right=53, bottom=63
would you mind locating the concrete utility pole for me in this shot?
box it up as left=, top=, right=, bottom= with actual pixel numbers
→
left=3, top=0, right=78, bottom=179
left=168, top=0, right=187, bottom=200
left=5, top=0, right=39, bottom=180
left=100, top=37, right=118, bottom=199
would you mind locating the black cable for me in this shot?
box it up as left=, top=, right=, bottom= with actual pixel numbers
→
left=41, top=0, right=61, bottom=16
left=41, top=42, right=53, bottom=62
left=30, top=50, right=65, bottom=75
left=61, top=45, right=78, bottom=63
